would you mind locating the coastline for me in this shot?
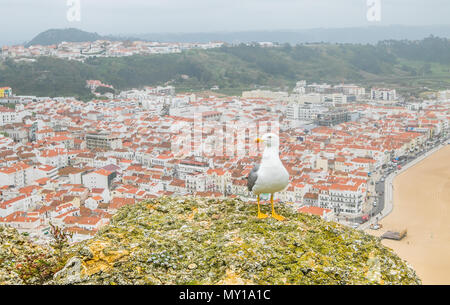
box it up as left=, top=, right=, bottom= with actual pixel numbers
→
left=366, top=144, right=450, bottom=285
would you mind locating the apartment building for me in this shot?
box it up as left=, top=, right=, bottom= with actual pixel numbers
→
left=315, top=110, right=350, bottom=126
left=318, top=183, right=365, bottom=215
left=0, top=106, right=17, bottom=126
left=86, top=132, right=122, bottom=150
left=82, top=169, right=116, bottom=190
left=371, top=88, right=397, bottom=101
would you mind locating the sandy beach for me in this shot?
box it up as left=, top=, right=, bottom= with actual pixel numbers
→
left=368, top=145, right=450, bottom=284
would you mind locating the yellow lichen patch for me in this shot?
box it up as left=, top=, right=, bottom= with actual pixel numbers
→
left=198, top=220, right=211, bottom=229
left=321, top=256, right=332, bottom=267
left=232, top=236, right=244, bottom=245
left=87, top=240, right=110, bottom=256
left=188, top=207, right=198, bottom=220
left=217, top=269, right=254, bottom=285
left=81, top=240, right=129, bottom=276
left=102, top=249, right=129, bottom=263
left=82, top=260, right=110, bottom=276
left=176, top=214, right=188, bottom=221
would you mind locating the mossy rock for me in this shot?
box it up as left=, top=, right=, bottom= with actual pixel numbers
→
left=49, top=196, right=421, bottom=285
left=0, top=226, right=61, bottom=285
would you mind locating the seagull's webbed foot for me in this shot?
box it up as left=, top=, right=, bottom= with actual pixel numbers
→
left=270, top=193, right=286, bottom=221
left=256, top=195, right=268, bottom=219
left=271, top=211, right=286, bottom=221
left=257, top=212, right=269, bottom=219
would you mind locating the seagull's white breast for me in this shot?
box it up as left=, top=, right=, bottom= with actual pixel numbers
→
left=252, top=161, right=289, bottom=195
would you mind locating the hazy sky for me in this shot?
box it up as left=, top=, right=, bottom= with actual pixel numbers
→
left=1, top=0, right=450, bottom=44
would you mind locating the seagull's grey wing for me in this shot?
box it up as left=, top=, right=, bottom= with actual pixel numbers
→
left=247, top=163, right=260, bottom=192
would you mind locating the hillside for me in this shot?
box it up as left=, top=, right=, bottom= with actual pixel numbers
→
left=2, top=37, right=450, bottom=99
left=26, top=28, right=103, bottom=47
left=25, top=28, right=140, bottom=47
left=1, top=197, right=421, bottom=285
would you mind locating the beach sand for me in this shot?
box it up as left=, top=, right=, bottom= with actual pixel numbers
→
left=367, top=145, right=450, bottom=285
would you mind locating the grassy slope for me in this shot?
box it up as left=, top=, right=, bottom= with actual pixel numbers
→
left=1, top=38, right=450, bottom=98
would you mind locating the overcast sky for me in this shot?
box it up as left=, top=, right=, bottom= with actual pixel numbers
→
left=1, top=0, right=450, bottom=44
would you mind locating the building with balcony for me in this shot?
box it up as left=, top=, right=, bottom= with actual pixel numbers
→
left=86, top=132, right=122, bottom=150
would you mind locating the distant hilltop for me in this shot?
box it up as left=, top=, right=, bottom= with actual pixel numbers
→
left=25, top=28, right=140, bottom=47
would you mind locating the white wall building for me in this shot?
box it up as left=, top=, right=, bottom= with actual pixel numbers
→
left=0, top=162, right=33, bottom=188
left=0, top=106, right=18, bottom=126
left=82, top=169, right=113, bottom=190
left=371, top=88, right=397, bottom=101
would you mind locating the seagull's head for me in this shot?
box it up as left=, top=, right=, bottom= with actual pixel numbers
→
left=256, top=133, right=279, bottom=149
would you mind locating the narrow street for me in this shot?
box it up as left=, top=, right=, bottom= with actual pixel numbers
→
left=335, top=135, right=450, bottom=230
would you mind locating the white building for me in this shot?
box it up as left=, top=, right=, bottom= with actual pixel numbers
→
left=0, top=162, right=33, bottom=188
left=0, top=106, right=17, bottom=126
left=242, top=90, right=289, bottom=100
left=0, top=194, right=41, bottom=217
left=318, top=183, right=366, bottom=215
left=286, top=103, right=327, bottom=121
left=335, top=84, right=366, bottom=96
left=34, top=165, right=58, bottom=181
left=293, top=81, right=306, bottom=94
left=82, top=169, right=114, bottom=190
left=185, top=172, right=209, bottom=193
left=326, top=93, right=347, bottom=104
left=37, top=148, right=69, bottom=168
left=297, top=93, right=324, bottom=104
left=371, top=88, right=397, bottom=101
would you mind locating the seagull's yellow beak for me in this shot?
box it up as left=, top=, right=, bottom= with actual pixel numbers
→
left=256, top=138, right=262, bottom=144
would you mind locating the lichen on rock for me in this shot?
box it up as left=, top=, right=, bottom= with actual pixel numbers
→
left=48, top=196, right=421, bottom=285
left=0, top=197, right=422, bottom=285
left=0, top=226, right=60, bottom=285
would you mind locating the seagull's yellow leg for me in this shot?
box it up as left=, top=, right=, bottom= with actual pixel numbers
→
left=257, top=195, right=268, bottom=219
left=271, top=194, right=286, bottom=221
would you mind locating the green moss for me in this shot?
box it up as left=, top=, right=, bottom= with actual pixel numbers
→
left=0, top=197, right=422, bottom=285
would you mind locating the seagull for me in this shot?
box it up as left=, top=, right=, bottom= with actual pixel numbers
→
left=247, top=133, right=289, bottom=221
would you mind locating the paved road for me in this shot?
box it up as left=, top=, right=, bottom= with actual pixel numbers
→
left=357, top=138, right=449, bottom=230
left=331, top=135, right=449, bottom=229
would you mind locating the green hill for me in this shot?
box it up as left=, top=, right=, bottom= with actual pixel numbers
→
left=0, top=197, right=420, bottom=285
left=25, top=28, right=140, bottom=48
left=26, top=28, right=103, bottom=47
left=2, top=36, right=450, bottom=100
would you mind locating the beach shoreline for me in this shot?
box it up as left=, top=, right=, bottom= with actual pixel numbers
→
left=366, top=145, right=450, bottom=285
